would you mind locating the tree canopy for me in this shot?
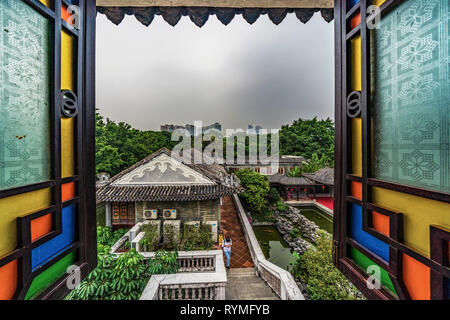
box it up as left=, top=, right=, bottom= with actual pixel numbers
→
left=95, top=113, right=177, bottom=176
left=234, top=169, right=270, bottom=214
left=95, top=113, right=335, bottom=177
left=279, top=117, right=334, bottom=164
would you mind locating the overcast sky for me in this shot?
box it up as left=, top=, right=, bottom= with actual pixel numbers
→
left=96, top=12, right=334, bottom=131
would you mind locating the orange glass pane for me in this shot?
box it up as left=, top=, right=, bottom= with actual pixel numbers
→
left=351, top=181, right=362, bottom=200
left=31, top=214, right=52, bottom=242
left=62, top=5, right=71, bottom=23
left=350, top=12, right=361, bottom=29
left=372, top=211, right=389, bottom=237
left=0, top=260, right=18, bottom=300
left=62, top=182, right=75, bottom=202
left=403, top=254, right=430, bottom=300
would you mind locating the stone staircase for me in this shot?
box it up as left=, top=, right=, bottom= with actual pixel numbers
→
left=225, top=268, right=280, bottom=300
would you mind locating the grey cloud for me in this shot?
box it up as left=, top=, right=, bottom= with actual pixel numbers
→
left=96, top=12, right=334, bottom=131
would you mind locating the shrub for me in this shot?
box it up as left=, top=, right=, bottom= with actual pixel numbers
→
left=288, top=166, right=303, bottom=177
left=180, top=224, right=212, bottom=251
left=97, top=226, right=113, bottom=246
left=289, top=230, right=362, bottom=300
left=251, top=207, right=276, bottom=223
left=267, top=187, right=282, bottom=204
left=66, top=249, right=148, bottom=300
left=139, top=223, right=160, bottom=252
left=163, top=224, right=179, bottom=250
left=110, top=228, right=128, bottom=246
left=66, top=249, right=179, bottom=300
left=235, top=169, right=270, bottom=214
left=276, top=201, right=288, bottom=212
left=147, top=250, right=179, bottom=275
left=290, top=227, right=300, bottom=238
left=302, top=153, right=331, bottom=174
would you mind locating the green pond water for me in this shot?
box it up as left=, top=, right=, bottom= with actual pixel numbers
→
left=253, top=226, right=294, bottom=270
left=296, top=207, right=333, bottom=234
left=252, top=207, right=333, bottom=271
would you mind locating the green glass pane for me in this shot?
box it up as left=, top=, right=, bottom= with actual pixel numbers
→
left=25, top=251, right=77, bottom=300
left=350, top=247, right=397, bottom=296
left=0, top=0, right=51, bottom=190
left=371, top=0, right=450, bottom=193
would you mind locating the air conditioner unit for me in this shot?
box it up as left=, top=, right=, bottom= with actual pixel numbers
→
left=184, top=220, right=200, bottom=228
left=163, top=220, right=181, bottom=244
left=163, top=209, right=177, bottom=219
left=204, top=220, right=218, bottom=243
left=143, top=209, right=158, bottom=220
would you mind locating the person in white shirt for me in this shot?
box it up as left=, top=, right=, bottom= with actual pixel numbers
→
left=222, top=236, right=232, bottom=269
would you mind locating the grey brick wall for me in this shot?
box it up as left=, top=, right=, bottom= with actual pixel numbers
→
left=135, top=199, right=220, bottom=227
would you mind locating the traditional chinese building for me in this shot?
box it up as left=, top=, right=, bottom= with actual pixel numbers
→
left=96, top=148, right=242, bottom=231
left=268, top=167, right=334, bottom=205
left=226, top=155, right=305, bottom=176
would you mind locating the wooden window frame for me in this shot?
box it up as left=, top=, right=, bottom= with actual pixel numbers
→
left=333, top=0, right=450, bottom=300
left=0, top=0, right=97, bottom=300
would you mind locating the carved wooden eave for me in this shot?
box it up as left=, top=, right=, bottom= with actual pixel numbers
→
left=96, top=0, right=334, bottom=27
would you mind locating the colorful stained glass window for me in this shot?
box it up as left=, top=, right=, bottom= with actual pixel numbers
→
left=0, top=0, right=51, bottom=190
left=371, top=0, right=449, bottom=193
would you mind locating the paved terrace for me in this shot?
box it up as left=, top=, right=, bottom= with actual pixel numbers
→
left=220, top=196, right=278, bottom=299
left=220, top=196, right=254, bottom=268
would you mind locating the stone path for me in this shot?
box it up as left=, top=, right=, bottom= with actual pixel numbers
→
left=225, top=268, right=279, bottom=300
left=220, top=196, right=254, bottom=268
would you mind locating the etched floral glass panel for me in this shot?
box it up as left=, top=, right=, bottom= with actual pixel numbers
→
left=371, top=0, right=449, bottom=193
left=0, top=0, right=51, bottom=190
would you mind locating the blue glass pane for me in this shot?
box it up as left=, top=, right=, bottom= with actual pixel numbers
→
left=350, top=204, right=390, bottom=262
left=31, top=205, right=76, bottom=270
left=371, top=0, right=450, bottom=193
left=0, top=0, right=51, bottom=190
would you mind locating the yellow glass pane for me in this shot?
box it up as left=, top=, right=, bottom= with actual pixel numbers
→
left=0, top=189, right=51, bottom=257
left=350, top=36, right=362, bottom=177
left=351, top=36, right=362, bottom=92
left=351, top=118, right=362, bottom=176
left=373, top=0, right=387, bottom=6
left=39, top=0, right=51, bottom=8
left=61, top=31, right=75, bottom=178
left=373, top=187, right=450, bottom=257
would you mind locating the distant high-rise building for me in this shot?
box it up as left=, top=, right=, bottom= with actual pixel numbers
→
left=161, top=123, right=221, bottom=136
left=247, top=125, right=262, bottom=135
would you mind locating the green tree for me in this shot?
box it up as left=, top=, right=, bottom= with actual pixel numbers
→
left=235, top=169, right=270, bottom=214
left=289, top=230, right=362, bottom=300
left=66, top=248, right=179, bottom=300
left=287, top=166, right=303, bottom=177
left=302, top=153, right=331, bottom=173
left=95, top=112, right=177, bottom=177
left=279, top=117, right=334, bottom=163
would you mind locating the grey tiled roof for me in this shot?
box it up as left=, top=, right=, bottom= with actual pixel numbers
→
left=268, top=174, right=315, bottom=186
left=97, top=184, right=241, bottom=202
left=304, top=167, right=334, bottom=186
left=96, top=148, right=242, bottom=202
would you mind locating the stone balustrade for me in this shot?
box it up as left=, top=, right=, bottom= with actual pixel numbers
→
left=140, top=250, right=227, bottom=300
left=110, top=226, right=227, bottom=300
left=178, top=255, right=215, bottom=272
left=159, top=283, right=225, bottom=300
left=232, top=194, right=304, bottom=300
